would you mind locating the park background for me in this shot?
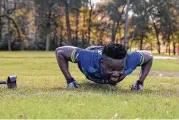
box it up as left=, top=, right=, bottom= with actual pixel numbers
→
left=0, top=0, right=179, bottom=54
left=0, top=0, right=179, bottom=119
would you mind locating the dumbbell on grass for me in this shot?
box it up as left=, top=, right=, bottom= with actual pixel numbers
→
left=0, top=75, right=17, bottom=89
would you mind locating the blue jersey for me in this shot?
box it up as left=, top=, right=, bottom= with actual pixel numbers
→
left=71, top=49, right=144, bottom=84
left=71, top=49, right=107, bottom=84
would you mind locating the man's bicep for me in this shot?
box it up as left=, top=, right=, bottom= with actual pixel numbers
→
left=56, top=46, right=78, bottom=61
left=141, top=52, right=153, bottom=65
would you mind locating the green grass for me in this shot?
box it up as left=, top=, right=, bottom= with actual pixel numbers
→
left=0, top=51, right=179, bottom=119
left=152, top=59, right=179, bottom=72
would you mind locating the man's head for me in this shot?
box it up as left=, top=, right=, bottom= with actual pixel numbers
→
left=101, top=43, right=127, bottom=83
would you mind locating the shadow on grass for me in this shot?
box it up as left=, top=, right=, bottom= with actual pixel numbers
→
left=43, top=81, right=179, bottom=97
left=39, top=81, right=156, bottom=95
left=0, top=81, right=165, bottom=95
left=80, top=82, right=157, bottom=94
left=1, top=80, right=179, bottom=97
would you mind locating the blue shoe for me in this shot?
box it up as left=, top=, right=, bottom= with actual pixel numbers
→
left=67, top=81, right=80, bottom=88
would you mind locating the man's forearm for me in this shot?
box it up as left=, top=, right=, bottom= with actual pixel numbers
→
left=55, top=46, right=77, bottom=83
left=138, top=52, right=153, bottom=84
left=56, top=51, right=73, bottom=80
left=139, top=59, right=153, bottom=84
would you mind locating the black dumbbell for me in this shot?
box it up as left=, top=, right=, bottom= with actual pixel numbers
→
left=0, top=75, right=17, bottom=89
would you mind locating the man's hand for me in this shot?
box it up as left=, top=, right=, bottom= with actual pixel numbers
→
left=131, top=80, right=143, bottom=91
left=67, top=81, right=81, bottom=88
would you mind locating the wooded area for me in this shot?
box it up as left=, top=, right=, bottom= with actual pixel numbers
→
left=0, top=0, right=179, bottom=54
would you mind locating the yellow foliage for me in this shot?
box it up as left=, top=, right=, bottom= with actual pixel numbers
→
left=15, top=8, right=28, bottom=17
left=15, top=8, right=35, bottom=22
left=31, top=25, right=37, bottom=32
left=27, top=11, right=34, bottom=21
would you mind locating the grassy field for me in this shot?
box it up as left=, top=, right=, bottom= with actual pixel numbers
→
left=0, top=51, right=179, bottom=119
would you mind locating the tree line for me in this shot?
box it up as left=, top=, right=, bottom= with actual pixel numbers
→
left=0, top=0, right=179, bottom=54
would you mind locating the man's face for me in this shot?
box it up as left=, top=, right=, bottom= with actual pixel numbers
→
left=101, top=55, right=125, bottom=82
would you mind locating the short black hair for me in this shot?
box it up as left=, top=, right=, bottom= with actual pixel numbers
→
left=102, top=43, right=127, bottom=59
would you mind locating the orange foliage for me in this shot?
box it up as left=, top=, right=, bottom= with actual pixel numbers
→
left=27, top=11, right=34, bottom=21
left=13, top=32, right=26, bottom=40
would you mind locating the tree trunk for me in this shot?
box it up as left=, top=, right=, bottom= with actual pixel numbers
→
left=82, top=32, right=85, bottom=48
left=8, top=20, right=11, bottom=51
left=151, top=42, right=153, bottom=53
left=81, top=7, right=87, bottom=47
left=156, top=35, right=161, bottom=54
left=173, top=42, right=176, bottom=55
left=178, top=43, right=179, bottom=55
left=0, top=18, right=2, bottom=41
left=52, top=29, right=58, bottom=49
left=168, top=42, right=171, bottom=55
left=59, top=26, right=63, bottom=46
left=153, top=21, right=161, bottom=54
left=64, top=2, right=72, bottom=45
left=111, top=21, right=117, bottom=42
left=0, top=0, right=2, bottom=41
left=34, top=30, right=39, bottom=50
left=87, top=3, right=93, bottom=44
left=124, top=0, right=130, bottom=46
left=168, top=35, right=171, bottom=55
left=139, top=33, right=144, bottom=50
left=46, top=34, right=50, bottom=51
left=8, top=38, right=11, bottom=51
left=75, top=12, right=79, bottom=46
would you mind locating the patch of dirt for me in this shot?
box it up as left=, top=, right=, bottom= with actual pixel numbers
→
left=149, top=71, right=179, bottom=77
